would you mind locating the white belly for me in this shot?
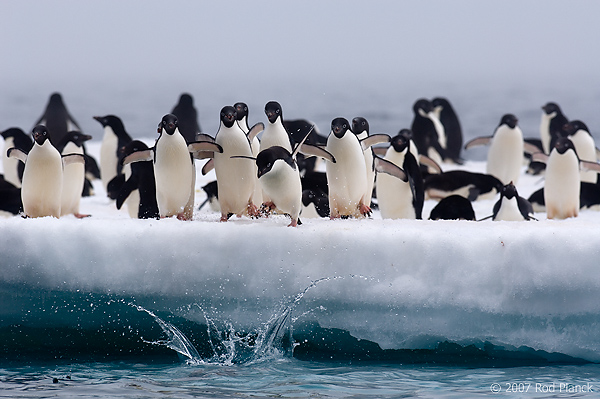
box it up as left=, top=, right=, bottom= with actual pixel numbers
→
left=570, top=131, right=597, bottom=183
left=154, top=133, right=193, bottom=217
left=326, top=134, right=367, bottom=217
left=259, top=160, right=302, bottom=220
left=60, top=142, right=85, bottom=216
left=260, top=123, right=292, bottom=152
left=22, top=143, right=63, bottom=218
left=544, top=151, right=580, bottom=219
left=487, top=126, right=524, bottom=184
left=377, top=148, right=415, bottom=219
left=100, top=126, right=119, bottom=191
left=494, top=197, right=524, bottom=221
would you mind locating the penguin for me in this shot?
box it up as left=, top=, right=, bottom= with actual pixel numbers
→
left=563, top=120, right=598, bottom=183
left=214, top=106, right=260, bottom=222
left=432, top=97, right=463, bottom=164
left=351, top=117, right=376, bottom=208
left=8, top=125, right=84, bottom=218
left=325, top=117, right=406, bottom=218
left=410, top=99, right=446, bottom=165
left=540, top=102, right=568, bottom=155
left=301, top=188, right=329, bottom=219
left=59, top=131, right=92, bottom=218
left=1, top=127, right=33, bottom=188
left=34, top=93, right=83, bottom=147
left=284, top=118, right=327, bottom=174
left=376, top=131, right=424, bottom=219
left=116, top=140, right=159, bottom=219
left=429, top=195, right=476, bottom=221
left=171, top=93, right=201, bottom=144
left=260, top=101, right=293, bottom=152
left=537, top=137, right=581, bottom=219
left=465, top=114, right=531, bottom=185
left=527, top=187, right=545, bottom=212
left=488, top=182, right=536, bottom=221
left=93, top=115, right=133, bottom=194
left=0, top=175, right=23, bottom=215
left=234, top=102, right=263, bottom=206
left=198, top=180, right=220, bottom=213
left=424, top=170, right=503, bottom=201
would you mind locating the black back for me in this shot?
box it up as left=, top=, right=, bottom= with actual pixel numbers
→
left=0, top=175, right=23, bottom=215
left=34, top=93, right=82, bottom=147
left=410, top=99, right=445, bottom=159
left=542, top=102, right=569, bottom=151
left=424, top=170, right=503, bottom=201
left=429, top=195, right=475, bottom=221
left=171, top=93, right=201, bottom=144
left=302, top=188, right=329, bottom=218
left=432, top=97, right=462, bottom=162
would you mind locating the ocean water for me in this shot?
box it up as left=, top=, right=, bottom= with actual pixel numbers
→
left=2, top=78, right=600, bottom=397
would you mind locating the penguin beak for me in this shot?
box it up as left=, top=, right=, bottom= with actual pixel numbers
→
left=267, top=112, right=278, bottom=124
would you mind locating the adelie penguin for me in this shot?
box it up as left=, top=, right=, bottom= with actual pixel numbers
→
left=424, top=170, right=503, bottom=201
left=432, top=97, right=463, bottom=164
left=171, top=93, right=202, bottom=144
left=532, top=137, right=600, bottom=219
left=429, top=195, right=476, bottom=221
left=465, top=114, right=538, bottom=185
left=93, top=115, right=133, bottom=195
left=563, top=120, right=599, bottom=183
left=377, top=130, right=424, bottom=219
left=233, top=126, right=336, bottom=227
left=8, top=125, right=85, bottom=218
left=410, top=99, right=446, bottom=167
left=59, top=131, right=93, bottom=218
left=234, top=102, right=264, bottom=206
left=1, top=127, right=33, bottom=188
left=34, top=93, right=83, bottom=147
left=325, top=117, right=406, bottom=219
left=351, top=117, right=376, bottom=209
left=484, top=182, right=536, bottom=221
left=116, top=141, right=159, bottom=219
left=540, top=102, right=568, bottom=155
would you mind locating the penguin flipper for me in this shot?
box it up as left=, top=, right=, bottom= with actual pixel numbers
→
left=188, top=141, right=223, bottom=154
left=523, top=140, right=543, bottom=155
left=7, top=148, right=28, bottom=164
left=202, top=159, right=215, bottom=175
left=372, top=146, right=387, bottom=157
left=531, top=152, right=549, bottom=164
left=123, top=149, right=153, bottom=166
left=418, top=155, right=442, bottom=174
left=195, top=133, right=216, bottom=143
left=115, top=175, right=138, bottom=210
left=464, top=136, right=493, bottom=150
left=247, top=122, right=265, bottom=142
left=361, top=134, right=391, bottom=150
left=192, top=151, right=216, bottom=160
left=374, top=156, right=407, bottom=182
left=62, top=153, right=85, bottom=166
left=298, top=144, right=336, bottom=163
left=579, top=160, right=600, bottom=174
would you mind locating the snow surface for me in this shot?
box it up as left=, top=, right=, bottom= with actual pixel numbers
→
left=2, top=140, right=600, bottom=361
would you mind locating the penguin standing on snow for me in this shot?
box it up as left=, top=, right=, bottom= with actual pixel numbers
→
left=171, top=93, right=202, bottom=143
left=489, top=182, right=535, bottom=221
left=117, top=140, right=159, bottom=219
left=59, top=131, right=92, bottom=218
left=260, top=101, right=293, bottom=153
left=213, top=106, right=259, bottom=222
left=351, top=117, right=376, bottom=208
left=34, top=93, right=82, bottom=147
left=326, top=118, right=405, bottom=218
left=1, top=128, right=33, bottom=188
left=432, top=97, right=463, bottom=164
left=235, top=102, right=263, bottom=206
left=377, top=131, right=424, bottom=219
left=410, top=99, right=446, bottom=166
left=8, top=125, right=84, bottom=218
left=465, top=114, right=534, bottom=185
left=563, top=120, right=598, bottom=183
left=540, top=102, right=568, bottom=155
left=93, top=115, right=133, bottom=195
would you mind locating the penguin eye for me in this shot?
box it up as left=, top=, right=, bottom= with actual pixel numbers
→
left=276, top=109, right=280, bottom=114
left=343, top=124, right=347, bottom=129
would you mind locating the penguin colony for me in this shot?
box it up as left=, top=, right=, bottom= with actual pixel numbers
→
left=2, top=93, right=600, bottom=225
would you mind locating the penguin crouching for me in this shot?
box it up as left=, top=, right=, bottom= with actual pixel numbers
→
left=490, top=182, right=535, bottom=221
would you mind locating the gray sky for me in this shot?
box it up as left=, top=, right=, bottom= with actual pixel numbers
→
left=2, top=1, right=600, bottom=139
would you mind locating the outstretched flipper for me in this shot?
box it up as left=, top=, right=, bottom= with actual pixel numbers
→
left=7, top=148, right=28, bottom=164
left=580, top=160, right=600, bottom=174
left=247, top=122, right=264, bottom=142
left=418, top=154, right=442, bottom=174
left=123, top=149, right=154, bottom=166
left=360, top=134, right=391, bottom=150
left=464, top=136, right=493, bottom=150
left=187, top=141, right=223, bottom=153
left=531, top=152, right=549, bottom=164
left=374, top=156, right=408, bottom=182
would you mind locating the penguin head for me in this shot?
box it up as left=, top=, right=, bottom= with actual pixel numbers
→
left=431, top=97, right=449, bottom=109
left=120, top=140, right=149, bottom=157
left=500, top=182, right=518, bottom=200
left=93, top=115, right=124, bottom=130
left=219, top=106, right=237, bottom=128
left=563, top=120, right=589, bottom=137
left=351, top=117, right=369, bottom=136
left=499, top=114, right=518, bottom=129
left=554, top=137, right=577, bottom=155
left=234, top=102, right=249, bottom=121
left=65, top=131, right=92, bottom=147
left=158, top=114, right=179, bottom=135
left=256, top=146, right=294, bottom=178
left=178, top=93, right=194, bottom=107
left=48, top=92, right=66, bottom=108
left=413, top=99, right=433, bottom=117
left=390, top=131, right=411, bottom=153
left=32, top=125, right=50, bottom=145
left=331, top=117, right=350, bottom=139
left=542, top=102, right=561, bottom=116
left=265, top=101, right=282, bottom=124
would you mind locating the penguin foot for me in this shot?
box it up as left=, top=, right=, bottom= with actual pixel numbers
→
left=247, top=202, right=260, bottom=218
left=288, top=218, right=298, bottom=227
left=258, top=202, right=275, bottom=217
left=177, top=212, right=192, bottom=221
left=359, top=203, right=372, bottom=217
left=74, top=213, right=91, bottom=219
